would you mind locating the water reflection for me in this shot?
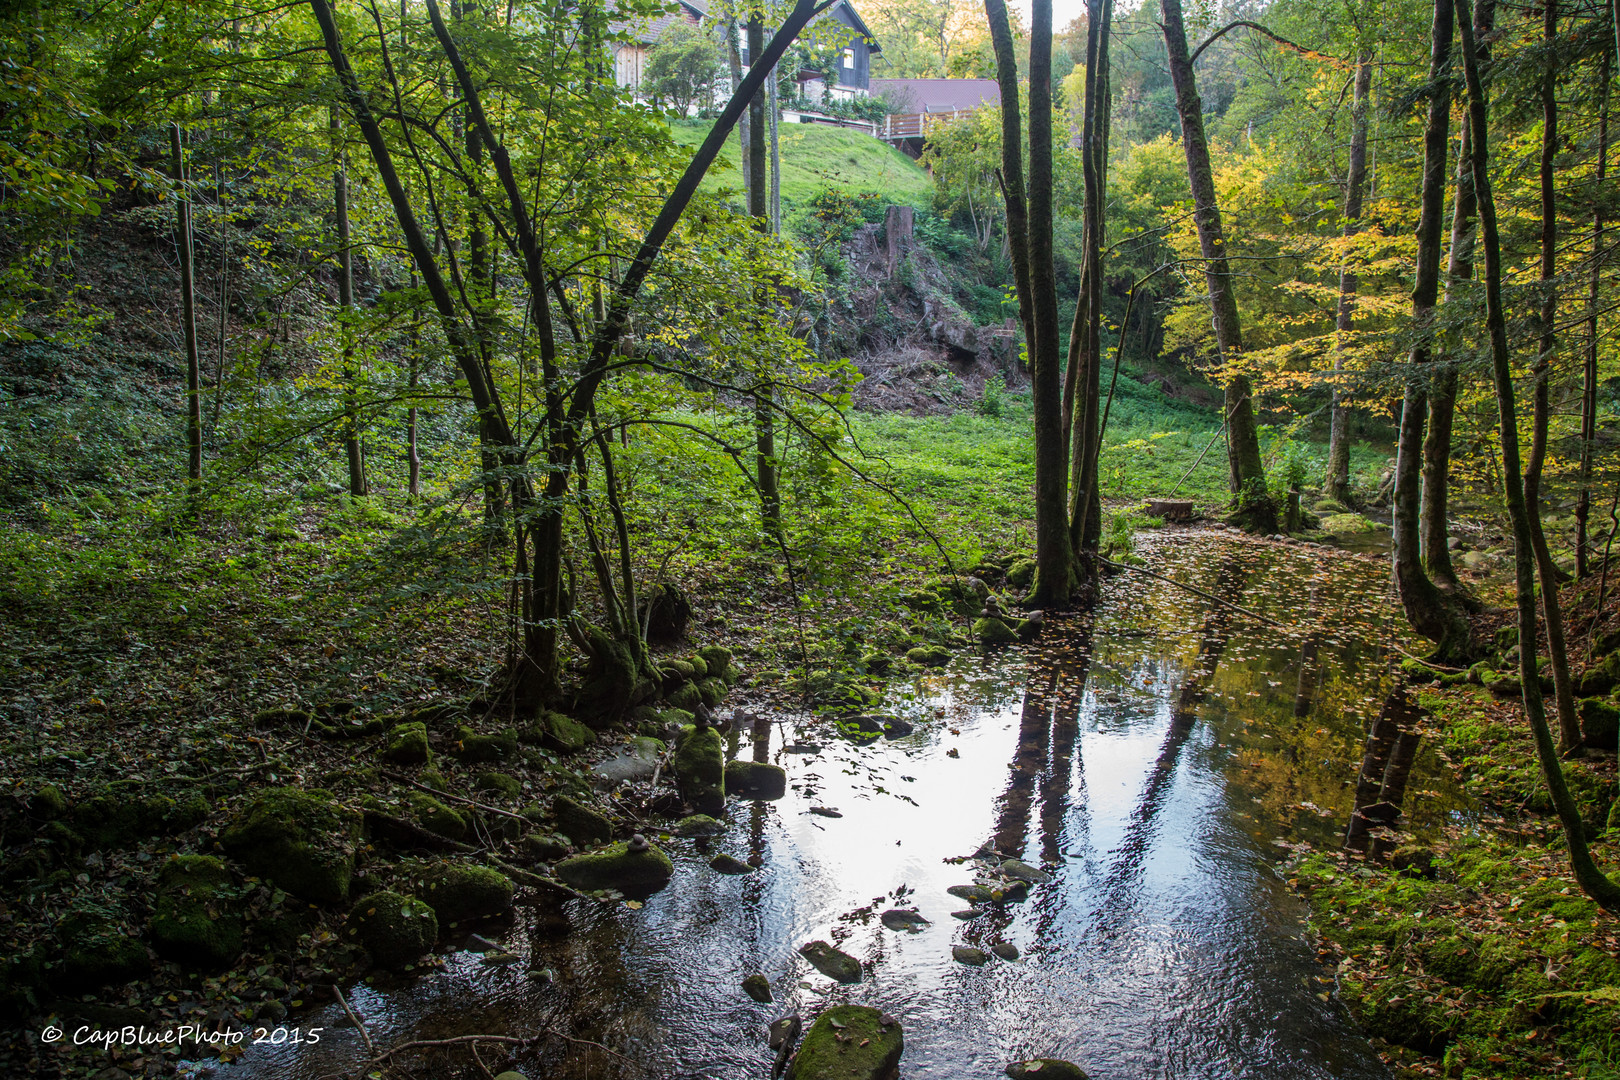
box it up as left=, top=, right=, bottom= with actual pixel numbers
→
left=230, top=534, right=1467, bottom=1080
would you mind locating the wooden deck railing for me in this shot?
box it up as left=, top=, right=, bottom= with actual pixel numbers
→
left=878, top=109, right=974, bottom=140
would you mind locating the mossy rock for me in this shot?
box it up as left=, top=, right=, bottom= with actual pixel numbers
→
left=660, top=659, right=696, bottom=690
left=1419, top=931, right=1483, bottom=985
left=1311, top=498, right=1348, bottom=515
left=861, top=651, right=892, bottom=675
left=799, top=940, right=862, bottom=983
left=694, top=676, right=725, bottom=709
left=1014, top=618, right=1042, bottom=643
left=1006, top=558, right=1037, bottom=590
left=905, top=645, right=951, bottom=667
left=473, top=771, right=522, bottom=798
left=786, top=1005, right=901, bottom=1080
left=667, top=682, right=704, bottom=712
left=381, top=721, right=431, bottom=765
left=1581, top=697, right=1620, bottom=751
left=520, top=711, right=595, bottom=754
left=1006, top=1061, right=1087, bottom=1080
left=1351, top=979, right=1456, bottom=1056
left=555, top=840, right=674, bottom=894
left=59, top=907, right=150, bottom=991
left=574, top=628, right=658, bottom=722
left=674, top=813, right=726, bottom=838
left=254, top=707, right=312, bottom=729
left=149, top=855, right=244, bottom=970
left=521, top=833, right=571, bottom=862
left=31, top=784, right=66, bottom=820
left=70, top=785, right=209, bottom=849
left=684, top=654, right=710, bottom=680
left=453, top=727, right=518, bottom=763
left=1321, top=513, right=1379, bottom=535
left=724, top=760, right=787, bottom=800
left=1578, top=652, right=1620, bottom=696
left=899, top=589, right=943, bottom=614
left=553, top=795, right=614, bottom=847
left=697, top=645, right=732, bottom=680
left=220, top=787, right=361, bottom=904
left=345, top=892, right=437, bottom=969
left=408, top=791, right=468, bottom=841
left=674, top=725, right=725, bottom=812
left=974, top=617, right=1019, bottom=646
left=417, top=862, right=515, bottom=923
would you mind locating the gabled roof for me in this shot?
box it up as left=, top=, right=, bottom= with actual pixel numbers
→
left=611, top=0, right=705, bottom=47
left=832, top=1, right=881, bottom=54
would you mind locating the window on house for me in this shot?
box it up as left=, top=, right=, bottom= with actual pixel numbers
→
left=842, top=47, right=854, bottom=69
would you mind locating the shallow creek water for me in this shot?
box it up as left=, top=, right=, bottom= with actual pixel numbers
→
left=233, top=531, right=1469, bottom=1079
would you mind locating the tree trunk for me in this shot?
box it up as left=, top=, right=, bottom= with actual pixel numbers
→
left=1393, top=0, right=1470, bottom=662
left=1159, top=0, right=1273, bottom=532
left=333, top=109, right=367, bottom=497
left=172, top=124, right=203, bottom=486
left=747, top=14, right=780, bottom=536
left=1424, top=0, right=1495, bottom=589
left=985, top=0, right=1076, bottom=606
left=1065, top=0, right=1112, bottom=569
left=1580, top=40, right=1610, bottom=578
left=727, top=17, right=748, bottom=209
left=1324, top=51, right=1372, bottom=505
left=1457, top=0, right=1620, bottom=912
left=1522, top=0, right=1581, bottom=750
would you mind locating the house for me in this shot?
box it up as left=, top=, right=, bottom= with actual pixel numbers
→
left=610, top=0, right=707, bottom=91
left=743, top=1, right=882, bottom=99
left=870, top=78, right=1001, bottom=154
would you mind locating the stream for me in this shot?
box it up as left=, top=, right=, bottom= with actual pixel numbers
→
left=230, top=530, right=1469, bottom=1079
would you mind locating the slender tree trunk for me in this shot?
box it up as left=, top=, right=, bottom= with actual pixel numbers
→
left=1425, top=0, right=1495, bottom=588
left=333, top=109, right=367, bottom=496
left=408, top=268, right=421, bottom=499
left=1325, top=51, right=1372, bottom=505
left=172, top=124, right=203, bottom=487
left=746, top=13, right=781, bottom=537
left=985, top=0, right=1076, bottom=605
left=1457, top=0, right=1620, bottom=911
left=1580, top=42, right=1611, bottom=577
left=211, top=161, right=228, bottom=439
left=1393, top=0, right=1470, bottom=662
left=768, top=54, right=781, bottom=235
left=1065, top=0, right=1112, bottom=567
left=1159, top=0, right=1273, bottom=532
left=1522, top=0, right=1581, bottom=750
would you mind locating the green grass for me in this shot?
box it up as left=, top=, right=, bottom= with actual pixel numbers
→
left=668, top=118, right=933, bottom=215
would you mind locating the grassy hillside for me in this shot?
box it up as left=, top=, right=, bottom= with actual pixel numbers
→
left=669, top=118, right=933, bottom=216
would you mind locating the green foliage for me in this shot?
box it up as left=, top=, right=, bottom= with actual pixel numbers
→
left=643, top=22, right=724, bottom=116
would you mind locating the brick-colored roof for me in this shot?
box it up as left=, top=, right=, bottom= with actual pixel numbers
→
left=870, top=78, right=1000, bottom=113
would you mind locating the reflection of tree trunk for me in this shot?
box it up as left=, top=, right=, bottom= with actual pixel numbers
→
left=992, top=663, right=1061, bottom=857
left=1039, top=647, right=1088, bottom=865
left=1096, top=551, right=1247, bottom=912
left=1345, top=685, right=1419, bottom=852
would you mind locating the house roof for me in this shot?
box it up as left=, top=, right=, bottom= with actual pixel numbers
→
left=832, top=1, right=881, bottom=54
left=870, top=78, right=1000, bottom=113
left=612, top=0, right=705, bottom=47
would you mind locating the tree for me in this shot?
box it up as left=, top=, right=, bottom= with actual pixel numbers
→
left=1159, top=0, right=1275, bottom=533
left=984, top=0, right=1079, bottom=606
left=1324, top=49, right=1372, bottom=505
left=644, top=21, right=723, bottom=115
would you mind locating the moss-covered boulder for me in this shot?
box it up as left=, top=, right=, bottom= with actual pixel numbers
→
left=697, top=645, right=733, bottom=680
left=417, top=862, right=515, bottom=923
left=899, top=589, right=943, bottom=614
left=674, top=724, right=726, bottom=811
left=786, top=1005, right=901, bottom=1080
left=556, top=840, right=673, bottom=894
left=408, top=791, right=468, bottom=840
left=553, top=795, right=614, bottom=847
left=381, top=721, right=431, bottom=765
left=674, top=813, right=726, bottom=838
left=1579, top=652, right=1620, bottom=697
left=667, top=682, right=705, bottom=712
left=1321, top=513, right=1379, bottom=535
left=1006, top=558, right=1037, bottom=590
left=70, top=784, right=209, bottom=849
left=31, top=784, right=66, bottom=820
left=1014, top=618, right=1042, bottom=643
left=59, top=907, right=149, bottom=991
left=1005, top=1061, right=1087, bottom=1080
left=519, top=711, right=595, bottom=754
left=473, top=771, right=522, bottom=798
left=905, top=645, right=951, bottom=667
left=344, top=892, right=437, bottom=969
left=220, top=787, right=361, bottom=904
left=974, top=617, right=1019, bottom=646
left=1581, top=697, right=1620, bottom=751
left=799, top=940, right=862, bottom=983
left=148, top=855, right=245, bottom=970
left=453, top=727, right=518, bottom=763
left=684, top=654, right=710, bottom=680
left=697, top=676, right=727, bottom=708
left=725, top=760, right=787, bottom=800
left=742, top=972, right=772, bottom=1002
